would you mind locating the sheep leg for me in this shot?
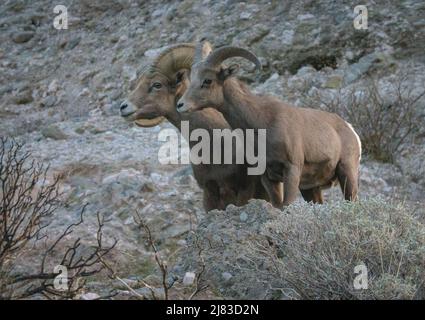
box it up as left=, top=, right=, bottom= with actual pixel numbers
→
left=312, top=188, right=324, bottom=203
left=260, top=175, right=283, bottom=208
left=336, top=162, right=359, bottom=201
left=300, top=187, right=324, bottom=204
left=219, top=184, right=238, bottom=208
left=203, top=180, right=222, bottom=211
left=282, top=165, right=301, bottom=205
left=235, top=178, right=257, bottom=206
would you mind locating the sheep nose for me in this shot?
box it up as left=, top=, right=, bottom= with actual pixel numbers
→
left=120, top=102, right=128, bottom=111
left=176, top=102, right=184, bottom=110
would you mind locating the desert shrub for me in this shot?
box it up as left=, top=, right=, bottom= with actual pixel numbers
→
left=305, top=74, right=425, bottom=162
left=0, top=138, right=116, bottom=299
left=249, top=199, right=425, bottom=299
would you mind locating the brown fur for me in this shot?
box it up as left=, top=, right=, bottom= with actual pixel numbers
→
left=178, top=61, right=361, bottom=207
left=122, top=69, right=268, bottom=211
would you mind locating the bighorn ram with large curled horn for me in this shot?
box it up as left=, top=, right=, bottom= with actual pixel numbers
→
left=177, top=43, right=361, bottom=207
left=119, top=43, right=268, bottom=211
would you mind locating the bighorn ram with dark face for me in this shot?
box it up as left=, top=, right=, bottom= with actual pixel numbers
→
left=177, top=43, right=361, bottom=207
left=119, top=43, right=268, bottom=211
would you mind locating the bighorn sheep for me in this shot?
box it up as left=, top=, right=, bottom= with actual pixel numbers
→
left=177, top=43, right=361, bottom=207
left=119, top=43, right=268, bottom=211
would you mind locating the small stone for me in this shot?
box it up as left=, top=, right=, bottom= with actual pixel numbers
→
left=41, top=125, right=68, bottom=140
left=114, top=278, right=140, bottom=290
left=144, top=47, right=164, bottom=59
left=89, top=125, right=107, bottom=134
left=40, top=95, right=57, bottom=108
left=11, top=31, right=35, bottom=43
left=48, top=80, right=59, bottom=94
left=66, top=37, right=81, bottom=50
left=324, top=75, right=343, bottom=89
left=343, top=52, right=381, bottom=85
left=75, top=127, right=85, bottom=134
left=80, top=292, right=100, bottom=300
left=240, top=11, right=252, bottom=20
left=150, top=172, right=162, bottom=184
left=177, top=239, right=187, bottom=246
left=297, top=13, right=315, bottom=21
left=239, top=211, right=248, bottom=222
left=151, top=8, right=165, bottom=18
left=14, top=90, right=33, bottom=104
left=141, top=182, right=155, bottom=192
left=79, top=88, right=90, bottom=96
left=183, top=272, right=196, bottom=285
left=222, top=272, right=233, bottom=282
left=118, top=35, right=128, bottom=43
left=108, top=89, right=121, bottom=101
left=136, top=287, right=165, bottom=299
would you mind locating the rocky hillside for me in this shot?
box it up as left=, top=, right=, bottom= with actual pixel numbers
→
left=0, top=0, right=424, bottom=299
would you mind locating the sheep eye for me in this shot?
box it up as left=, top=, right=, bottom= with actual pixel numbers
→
left=201, top=79, right=212, bottom=88
left=152, top=82, right=162, bottom=89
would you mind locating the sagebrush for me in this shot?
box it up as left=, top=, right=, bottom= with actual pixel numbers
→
left=249, top=199, right=425, bottom=299
left=304, top=74, right=425, bottom=162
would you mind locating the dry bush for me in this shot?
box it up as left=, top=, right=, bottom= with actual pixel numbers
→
left=304, top=74, right=425, bottom=162
left=0, top=138, right=116, bottom=299
left=248, top=199, right=425, bottom=299
left=101, top=213, right=208, bottom=300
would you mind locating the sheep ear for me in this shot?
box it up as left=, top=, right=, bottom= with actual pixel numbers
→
left=220, top=64, right=240, bottom=80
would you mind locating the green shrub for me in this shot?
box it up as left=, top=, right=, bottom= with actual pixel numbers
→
left=253, top=199, right=425, bottom=299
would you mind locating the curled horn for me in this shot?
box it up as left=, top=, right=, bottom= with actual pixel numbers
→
left=204, top=46, right=262, bottom=71
left=151, top=43, right=196, bottom=79
left=194, top=39, right=213, bottom=64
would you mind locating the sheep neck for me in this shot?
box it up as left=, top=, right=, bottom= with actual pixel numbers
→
left=166, top=111, right=184, bottom=131
left=221, top=78, right=267, bottom=130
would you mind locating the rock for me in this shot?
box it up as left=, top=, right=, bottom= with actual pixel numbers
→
left=222, top=272, right=233, bottom=282
left=343, top=53, right=382, bottom=85
left=240, top=11, right=252, bottom=20
left=180, top=200, right=280, bottom=299
left=162, top=223, right=191, bottom=239
left=48, top=80, right=59, bottom=94
left=40, top=95, right=57, bottom=108
left=324, top=75, right=343, bottom=89
left=114, top=278, right=141, bottom=290
left=183, top=272, right=196, bottom=285
left=255, top=73, right=286, bottom=97
left=151, top=8, right=166, bottom=19
left=79, top=70, right=98, bottom=83
left=233, top=23, right=270, bottom=46
left=88, top=125, right=107, bottom=134
left=80, top=292, right=100, bottom=300
left=66, top=37, right=81, bottom=50
left=135, top=287, right=165, bottom=299
left=0, top=85, right=13, bottom=96
left=75, top=126, right=85, bottom=134
left=30, top=14, right=45, bottom=27
left=296, top=65, right=317, bottom=77
left=144, top=47, right=165, bottom=59
left=177, top=239, right=187, bottom=246
left=100, top=169, right=150, bottom=209
left=13, top=90, right=33, bottom=104
left=141, top=182, right=155, bottom=192
left=41, top=125, right=68, bottom=140
left=239, top=211, right=248, bottom=222
left=280, top=29, right=295, bottom=45
left=11, top=31, right=34, bottom=43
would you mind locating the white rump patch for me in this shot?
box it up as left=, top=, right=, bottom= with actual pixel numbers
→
left=346, top=121, right=362, bottom=161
